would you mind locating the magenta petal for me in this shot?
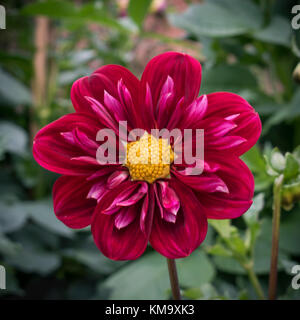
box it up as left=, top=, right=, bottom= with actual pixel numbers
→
left=206, top=135, right=247, bottom=150
left=140, top=185, right=155, bottom=236
left=102, top=183, right=140, bottom=215
left=71, top=64, right=139, bottom=116
left=87, top=181, right=107, bottom=202
left=166, top=97, right=184, bottom=130
left=106, top=170, right=129, bottom=189
left=84, top=96, right=119, bottom=133
left=92, top=210, right=148, bottom=260
left=114, top=206, right=137, bottom=229
left=92, top=181, right=149, bottom=260
left=172, top=169, right=229, bottom=194
left=200, top=117, right=237, bottom=137
left=142, top=84, right=156, bottom=131
left=33, top=113, right=101, bottom=175
left=53, top=176, right=96, bottom=228
left=154, top=183, right=178, bottom=224
left=181, top=95, right=208, bottom=128
left=116, top=183, right=148, bottom=207
left=117, top=79, right=141, bottom=129
left=198, top=154, right=254, bottom=219
left=87, top=166, right=117, bottom=181
left=141, top=52, right=202, bottom=108
left=103, top=90, right=125, bottom=123
left=150, top=180, right=207, bottom=259
left=205, top=92, right=262, bottom=155
left=157, top=181, right=180, bottom=215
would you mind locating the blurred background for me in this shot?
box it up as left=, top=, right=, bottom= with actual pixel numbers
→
left=0, top=0, right=300, bottom=300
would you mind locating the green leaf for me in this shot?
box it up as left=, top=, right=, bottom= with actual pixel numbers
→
left=176, top=251, right=216, bottom=288
left=253, top=219, right=288, bottom=274
left=168, top=0, right=262, bottom=38
left=241, top=145, right=266, bottom=174
left=183, top=284, right=218, bottom=300
left=100, top=250, right=215, bottom=299
left=5, top=246, right=60, bottom=275
left=284, top=153, right=299, bottom=180
left=0, top=201, right=28, bottom=233
left=213, top=255, right=245, bottom=274
left=293, top=146, right=300, bottom=164
left=63, top=239, right=124, bottom=275
left=213, top=218, right=288, bottom=275
left=253, top=16, right=291, bottom=46
left=0, top=68, right=31, bottom=107
left=0, top=122, right=28, bottom=156
left=200, top=65, right=258, bottom=95
left=13, top=223, right=60, bottom=250
left=22, top=1, right=126, bottom=31
left=208, top=219, right=233, bottom=238
left=24, top=200, right=74, bottom=238
left=0, top=233, right=21, bottom=256
left=279, top=211, right=300, bottom=255
left=262, top=108, right=292, bottom=136
left=206, top=243, right=232, bottom=257
left=128, top=0, right=152, bottom=29
left=226, top=230, right=248, bottom=256
left=14, top=155, right=40, bottom=189
left=22, top=0, right=76, bottom=18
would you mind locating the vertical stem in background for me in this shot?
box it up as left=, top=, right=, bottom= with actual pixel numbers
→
left=31, top=16, right=49, bottom=199
left=166, top=258, right=181, bottom=300
left=31, top=16, right=49, bottom=142
left=268, top=174, right=284, bottom=300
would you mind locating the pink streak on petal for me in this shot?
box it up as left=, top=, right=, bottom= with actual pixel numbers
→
left=114, top=206, right=137, bottom=229
left=172, top=169, right=229, bottom=194
left=106, top=170, right=129, bottom=189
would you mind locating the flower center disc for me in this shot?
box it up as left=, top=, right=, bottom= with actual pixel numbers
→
left=125, top=133, right=174, bottom=183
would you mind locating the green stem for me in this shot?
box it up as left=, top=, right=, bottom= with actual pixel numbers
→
left=244, top=264, right=265, bottom=300
left=268, top=174, right=284, bottom=300
left=166, top=258, right=181, bottom=300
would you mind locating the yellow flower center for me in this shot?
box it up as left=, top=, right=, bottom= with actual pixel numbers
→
left=125, top=132, right=174, bottom=183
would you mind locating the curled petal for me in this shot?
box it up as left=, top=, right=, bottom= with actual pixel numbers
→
left=106, top=170, right=129, bottom=189
left=114, top=206, right=137, bottom=230
left=87, top=181, right=107, bottom=202
left=101, top=181, right=147, bottom=215
left=156, top=181, right=180, bottom=221
left=117, top=183, right=148, bottom=207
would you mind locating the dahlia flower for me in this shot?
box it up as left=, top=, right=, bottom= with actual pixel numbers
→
left=33, top=52, right=261, bottom=261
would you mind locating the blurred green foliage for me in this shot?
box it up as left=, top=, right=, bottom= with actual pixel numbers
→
left=0, top=0, right=300, bottom=300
